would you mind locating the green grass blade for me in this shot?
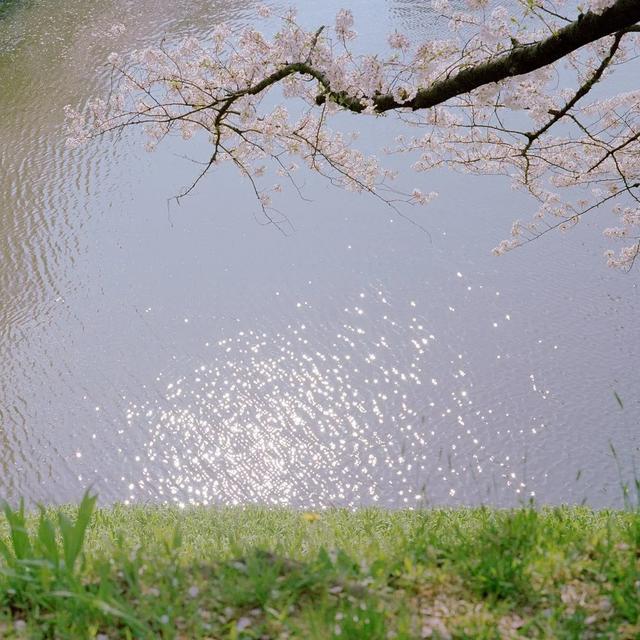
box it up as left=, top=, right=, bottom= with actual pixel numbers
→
left=58, top=491, right=97, bottom=573
left=50, top=590, right=147, bottom=635
left=2, top=498, right=33, bottom=560
left=37, top=508, right=60, bottom=567
left=0, top=537, right=13, bottom=563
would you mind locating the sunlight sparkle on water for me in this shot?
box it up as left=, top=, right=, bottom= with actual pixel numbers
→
left=117, top=287, right=546, bottom=508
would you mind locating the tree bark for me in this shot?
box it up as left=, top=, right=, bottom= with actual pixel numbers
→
left=314, top=0, right=640, bottom=113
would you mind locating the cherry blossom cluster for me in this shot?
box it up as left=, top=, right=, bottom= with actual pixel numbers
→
left=66, top=1, right=640, bottom=268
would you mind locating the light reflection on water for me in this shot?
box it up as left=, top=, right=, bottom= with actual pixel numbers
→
left=0, top=0, right=638, bottom=507
left=115, top=282, right=555, bottom=508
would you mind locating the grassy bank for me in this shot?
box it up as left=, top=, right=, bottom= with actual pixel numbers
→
left=0, top=497, right=638, bottom=638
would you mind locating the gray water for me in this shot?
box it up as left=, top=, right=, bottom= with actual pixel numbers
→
left=0, top=0, right=637, bottom=508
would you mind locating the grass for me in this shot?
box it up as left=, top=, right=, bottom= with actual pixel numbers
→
left=0, top=495, right=638, bottom=638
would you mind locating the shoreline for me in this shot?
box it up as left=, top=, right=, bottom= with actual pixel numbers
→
left=1, top=502, right=638, bottom=638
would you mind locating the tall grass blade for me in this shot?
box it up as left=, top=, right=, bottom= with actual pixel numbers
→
left=2, top=499, right=33, bottom=561
left=37, top=508, right=60, bottom=567
left=58, top=491, right=97, bottom=573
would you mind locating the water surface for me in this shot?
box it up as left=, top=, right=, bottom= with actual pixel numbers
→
left=0, top=0, right=638, bottom=507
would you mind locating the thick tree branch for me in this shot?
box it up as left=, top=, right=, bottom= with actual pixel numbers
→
left=312, top=0, right=640, bottom=113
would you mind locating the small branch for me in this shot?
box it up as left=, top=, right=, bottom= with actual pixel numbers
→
left=522, top=30, right=624, bottom=154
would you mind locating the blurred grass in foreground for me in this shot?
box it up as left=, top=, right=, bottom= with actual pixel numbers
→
left=0, top=496, right=638, bottom=638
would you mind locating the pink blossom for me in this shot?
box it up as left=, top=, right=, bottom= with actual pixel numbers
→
left=335, top=9, right=356, bottom=41
left=388, top=31, right=411, bottom=51
left=68, top=3, right=640, bottom=269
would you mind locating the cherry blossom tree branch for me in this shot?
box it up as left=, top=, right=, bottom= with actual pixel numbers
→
left=522, top=30, right=625, bottom=154
left=316, top=0, right=640, bottom=113
left=65, top=0, right=640, bottom=269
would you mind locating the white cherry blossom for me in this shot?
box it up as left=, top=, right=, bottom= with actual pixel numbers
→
left=66, top=1, right=640, bottom=269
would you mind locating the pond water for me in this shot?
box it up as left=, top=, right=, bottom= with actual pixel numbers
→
left=0, top=0, right=637, bottom=508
